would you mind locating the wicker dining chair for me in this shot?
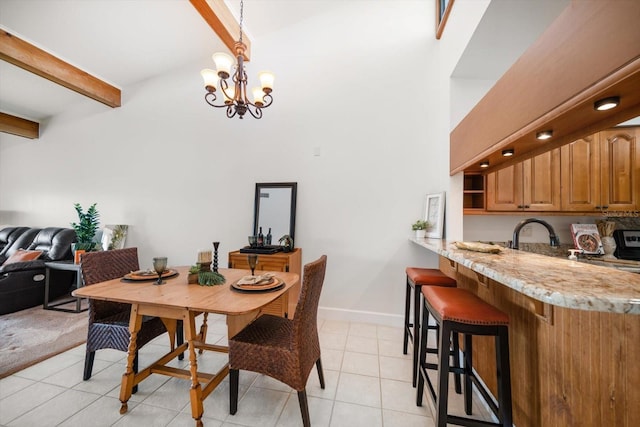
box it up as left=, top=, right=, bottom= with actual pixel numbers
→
left=229, top=255, right=327, bottom=427
left=81, top=247, right=183, bottom=392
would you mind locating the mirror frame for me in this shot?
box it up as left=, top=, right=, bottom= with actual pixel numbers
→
left=253, top=182, right=297, bottom=243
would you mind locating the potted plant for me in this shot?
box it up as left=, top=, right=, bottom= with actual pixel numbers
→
left=188, top=265, right=200, bottom=284
left=412, top=219, right=430, bottom=239
left=71, top=203, right=100, bottom=252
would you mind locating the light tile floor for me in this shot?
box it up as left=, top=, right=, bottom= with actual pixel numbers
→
left=0, top=316, right=494, bottom=427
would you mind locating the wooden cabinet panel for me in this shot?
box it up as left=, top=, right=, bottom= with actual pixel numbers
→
left=486, top=149, right=560, bottom=211
left=560, top=135, right=600, bottom=211
left=486, top=163, right=522, bottom=211
left=600, top=128, right=639, bottom=211
left=561, top=127, right=638, bottom=213
left=228, top=248, right=302, bottom=317
left=525, top=149, right=561, bottom=211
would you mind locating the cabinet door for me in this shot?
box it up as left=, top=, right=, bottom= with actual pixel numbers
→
left=524, top=148, right=561, bottom=211
left=486, top=163, right=523, bottom=211
left=600, top=128, right=639, bottom=211
left=560, top=136, right=600, bottom=211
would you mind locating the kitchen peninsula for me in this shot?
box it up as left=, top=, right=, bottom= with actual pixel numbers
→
left=412, top=237, right=639, bottom=427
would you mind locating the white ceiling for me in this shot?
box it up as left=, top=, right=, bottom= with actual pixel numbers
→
left=0, top=0, right=575, bottom=124
left=0, top=0, right=344, bottom=122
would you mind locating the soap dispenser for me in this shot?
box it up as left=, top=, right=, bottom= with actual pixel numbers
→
left=568, top=249, right=579, bottom=261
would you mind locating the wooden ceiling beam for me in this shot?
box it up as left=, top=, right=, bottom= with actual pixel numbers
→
left=190, top=0, right=252, bottom=60
left=0, top=30, right=121, bottom=108
left=0, top=112, right=39, bottom=139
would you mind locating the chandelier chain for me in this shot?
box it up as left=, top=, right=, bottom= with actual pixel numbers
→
left=239, top=0, right=244, bottom=44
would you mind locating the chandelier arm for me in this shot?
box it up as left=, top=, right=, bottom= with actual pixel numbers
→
left=204, top=92, right=230, bottom=108
left=219, top=80, right=234, bottom=103
left=245, top=105, right=263, bottom=119
left=260, top=94, right=273, bottom=108
left=226, top=105, right=237, bottom=119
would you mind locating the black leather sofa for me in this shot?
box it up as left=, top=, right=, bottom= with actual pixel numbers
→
left=0, top=227, right=77, bottom=315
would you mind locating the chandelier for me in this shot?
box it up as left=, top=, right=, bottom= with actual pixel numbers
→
left=200, top=0, right=274, bottom=119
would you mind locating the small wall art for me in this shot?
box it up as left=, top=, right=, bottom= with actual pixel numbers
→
left=424, top=192, right=445, bottom=239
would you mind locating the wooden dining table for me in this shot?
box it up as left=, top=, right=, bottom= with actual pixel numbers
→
left=72, top=266, right=299, bottom=427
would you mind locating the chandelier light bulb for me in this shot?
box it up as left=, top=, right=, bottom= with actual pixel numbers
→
left=222, top=85, right=235, bottom=104
left=200, top=69, right=218, bottom=92
left=252, top=87, right=264, bottom=106
left=259, top=71, right=274, bottom=93
left=212, top=52, right=233, bottom=79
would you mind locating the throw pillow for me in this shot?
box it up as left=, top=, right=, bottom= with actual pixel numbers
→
left=3, top=249, right=43, bottom=265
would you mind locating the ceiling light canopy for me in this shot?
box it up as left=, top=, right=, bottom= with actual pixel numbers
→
left=536, top=130, right=553, bottom=140
left=502, top=149, right=515, bottom=157
left=594, top=96, right=620, bottom=111
left=200, top=0, right=274, bottom=119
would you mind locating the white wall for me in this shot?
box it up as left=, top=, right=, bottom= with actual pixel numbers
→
left=0, top=1, right=489, bottom=325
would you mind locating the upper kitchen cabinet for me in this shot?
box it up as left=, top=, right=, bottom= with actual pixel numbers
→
left=600, top=127, right=639, bottom=211
left=486, top=149, right=560, bottom=212
left=560, top=135, right=600, bottom=211
left=561, top=127, right=639, bottom=213
left=451, top=2, right=640, bottom=174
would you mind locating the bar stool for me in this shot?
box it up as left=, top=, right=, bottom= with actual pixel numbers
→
left=417, top=286, right=512, bottom=427
left=403, top=267, right=457, bottom=387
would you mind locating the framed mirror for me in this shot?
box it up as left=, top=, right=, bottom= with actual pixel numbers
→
left=253, top=182, right=297, bottom=244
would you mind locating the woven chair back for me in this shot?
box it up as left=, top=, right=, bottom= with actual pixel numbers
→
left=81, top=247, right=139, bottom=322
left=292, top=255, right=327, bottom=348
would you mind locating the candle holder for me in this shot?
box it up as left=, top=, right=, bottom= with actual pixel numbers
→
left=213, top=241, right=220, bottom=272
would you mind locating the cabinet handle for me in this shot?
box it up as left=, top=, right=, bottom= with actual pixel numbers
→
left=603, top=205, right=609, bottom=209
left=524, top=205, right=530, bottom=209
left=517, top=205, right=524, bottom=209
left=595, top=206, right=601, bottom=209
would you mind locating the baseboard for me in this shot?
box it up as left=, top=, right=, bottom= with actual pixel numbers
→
left=318, top=306, right=403, bottom=328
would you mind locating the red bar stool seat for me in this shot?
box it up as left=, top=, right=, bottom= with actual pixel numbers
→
left=417, top=286, right=513, bottom=427
left=403, top=267, right=456, bottom=387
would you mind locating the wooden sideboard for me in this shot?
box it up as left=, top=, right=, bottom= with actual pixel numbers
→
left=228, top=248, right=302, bottom=318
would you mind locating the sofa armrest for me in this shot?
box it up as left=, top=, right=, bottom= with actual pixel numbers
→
left=0, top=259, right=46, bottom=273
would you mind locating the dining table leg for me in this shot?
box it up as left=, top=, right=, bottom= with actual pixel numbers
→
left=119, top=304, right=143, bottom=414
left=198, top=312, right=209, bottom=354
left=186, top=310, right=205, bottom=427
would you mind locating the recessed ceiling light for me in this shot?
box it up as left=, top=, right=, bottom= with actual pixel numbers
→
left=594, top=96, right=620, bottom=111
left=502, top=149, right=515, bottom=157
left=536, top=130, right=553, bottom=140
left=480, top=161, right=490, bottom=168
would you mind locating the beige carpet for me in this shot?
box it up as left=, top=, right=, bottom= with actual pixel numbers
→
left=0, top=304, right=88, bottom=378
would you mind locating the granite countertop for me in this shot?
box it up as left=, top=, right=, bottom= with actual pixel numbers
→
left=411, top=237, right=640, bottom=315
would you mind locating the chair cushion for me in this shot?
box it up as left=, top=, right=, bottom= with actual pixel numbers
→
left=3, top=249, right=43, bottom=265
left=422, top=286, right=509, bottom=325
left=406, top=267, right=456, bottom=287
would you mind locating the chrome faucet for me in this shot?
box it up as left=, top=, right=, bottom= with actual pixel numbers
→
left=511, top=218, right=560, bottom=250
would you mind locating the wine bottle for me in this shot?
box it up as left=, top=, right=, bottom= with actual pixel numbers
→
left=257, top=227, right=264, bottom=246
left=266, top=227, right=272, bottom=245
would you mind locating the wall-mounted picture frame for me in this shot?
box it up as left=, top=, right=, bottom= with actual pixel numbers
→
left=436, top=0, right=455, bottom=39
left=424, top=192, right=445, bottom=238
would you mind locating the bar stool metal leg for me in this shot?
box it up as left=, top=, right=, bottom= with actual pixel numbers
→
left=403, top=275, right=412, bottom=355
